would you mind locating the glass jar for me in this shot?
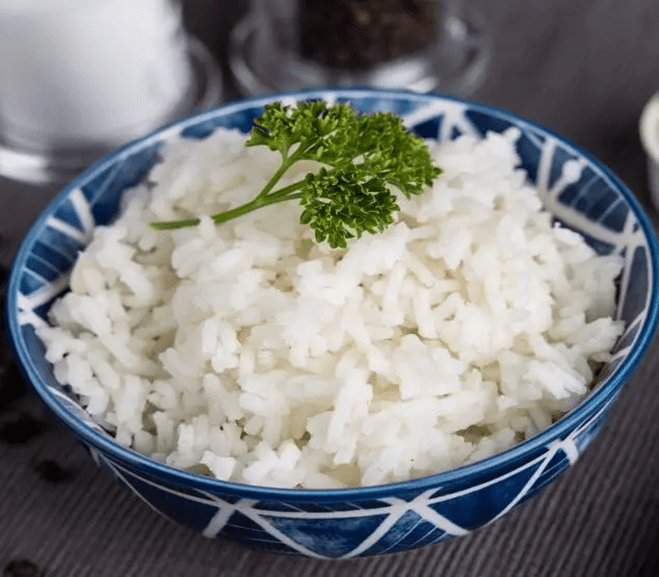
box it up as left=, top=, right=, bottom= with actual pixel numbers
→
left=0, top=0, right=222, bottom=184
left=230, top=0, right=490, bottom=96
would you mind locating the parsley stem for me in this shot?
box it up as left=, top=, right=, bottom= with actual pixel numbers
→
left=256, top=145, right=307, bottom=199
left=267, top=180, right=305, bottom=200
left=150, top=155, right=305, bottom=230
left=150, top=188, right=305, bottom=230
left=210, top=191, right=302, bottom=224
left=256, top=157, right=293, bottom=199
left=150, top=217, right=203, bottom=230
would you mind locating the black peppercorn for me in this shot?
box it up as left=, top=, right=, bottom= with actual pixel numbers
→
left=3, top=560, right=44, bottom=577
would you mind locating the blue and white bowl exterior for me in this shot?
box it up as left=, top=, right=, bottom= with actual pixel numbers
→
left=7, top=89, right=659, bottom=558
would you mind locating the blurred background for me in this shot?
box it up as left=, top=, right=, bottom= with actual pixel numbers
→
left=182, top=0, right=659, bottom=206
left=1, top=0, right=658, bottom=252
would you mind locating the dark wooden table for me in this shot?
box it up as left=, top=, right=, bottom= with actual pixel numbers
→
left=1, top=1, right=659, bottom=575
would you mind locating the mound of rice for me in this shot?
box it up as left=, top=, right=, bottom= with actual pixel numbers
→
left=36, top=127, right=625, bottom=488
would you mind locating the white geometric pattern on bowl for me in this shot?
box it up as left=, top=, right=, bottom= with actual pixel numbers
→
left=88, top=400, right=610, bottom=558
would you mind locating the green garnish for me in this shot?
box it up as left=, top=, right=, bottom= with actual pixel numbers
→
left=150, top=101, right=442, bottom=248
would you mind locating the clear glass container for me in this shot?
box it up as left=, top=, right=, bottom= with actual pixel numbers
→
left=640, top=93, right=659, bottom=212
left=229, top=0, right=490, bottom=96
left=0, top=0, right=223, bottom=185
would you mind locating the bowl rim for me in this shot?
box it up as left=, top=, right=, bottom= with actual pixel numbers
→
left=7, top=87, right=659, bottom=501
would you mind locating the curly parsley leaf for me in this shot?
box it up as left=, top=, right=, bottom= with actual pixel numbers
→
left=150, top=100, right=442, bottom=248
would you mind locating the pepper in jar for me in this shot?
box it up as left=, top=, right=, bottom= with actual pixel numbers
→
left=299, top=0, right=439, bottom=70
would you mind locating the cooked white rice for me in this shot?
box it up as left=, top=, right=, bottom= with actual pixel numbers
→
left=36, top=127, right=625, bottom=488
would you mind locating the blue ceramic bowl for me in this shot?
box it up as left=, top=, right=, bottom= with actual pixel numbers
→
left=6, top=89, right=659, bottom=559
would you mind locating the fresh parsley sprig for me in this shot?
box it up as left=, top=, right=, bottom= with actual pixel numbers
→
left=150, top=101, right=441, bottom=248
